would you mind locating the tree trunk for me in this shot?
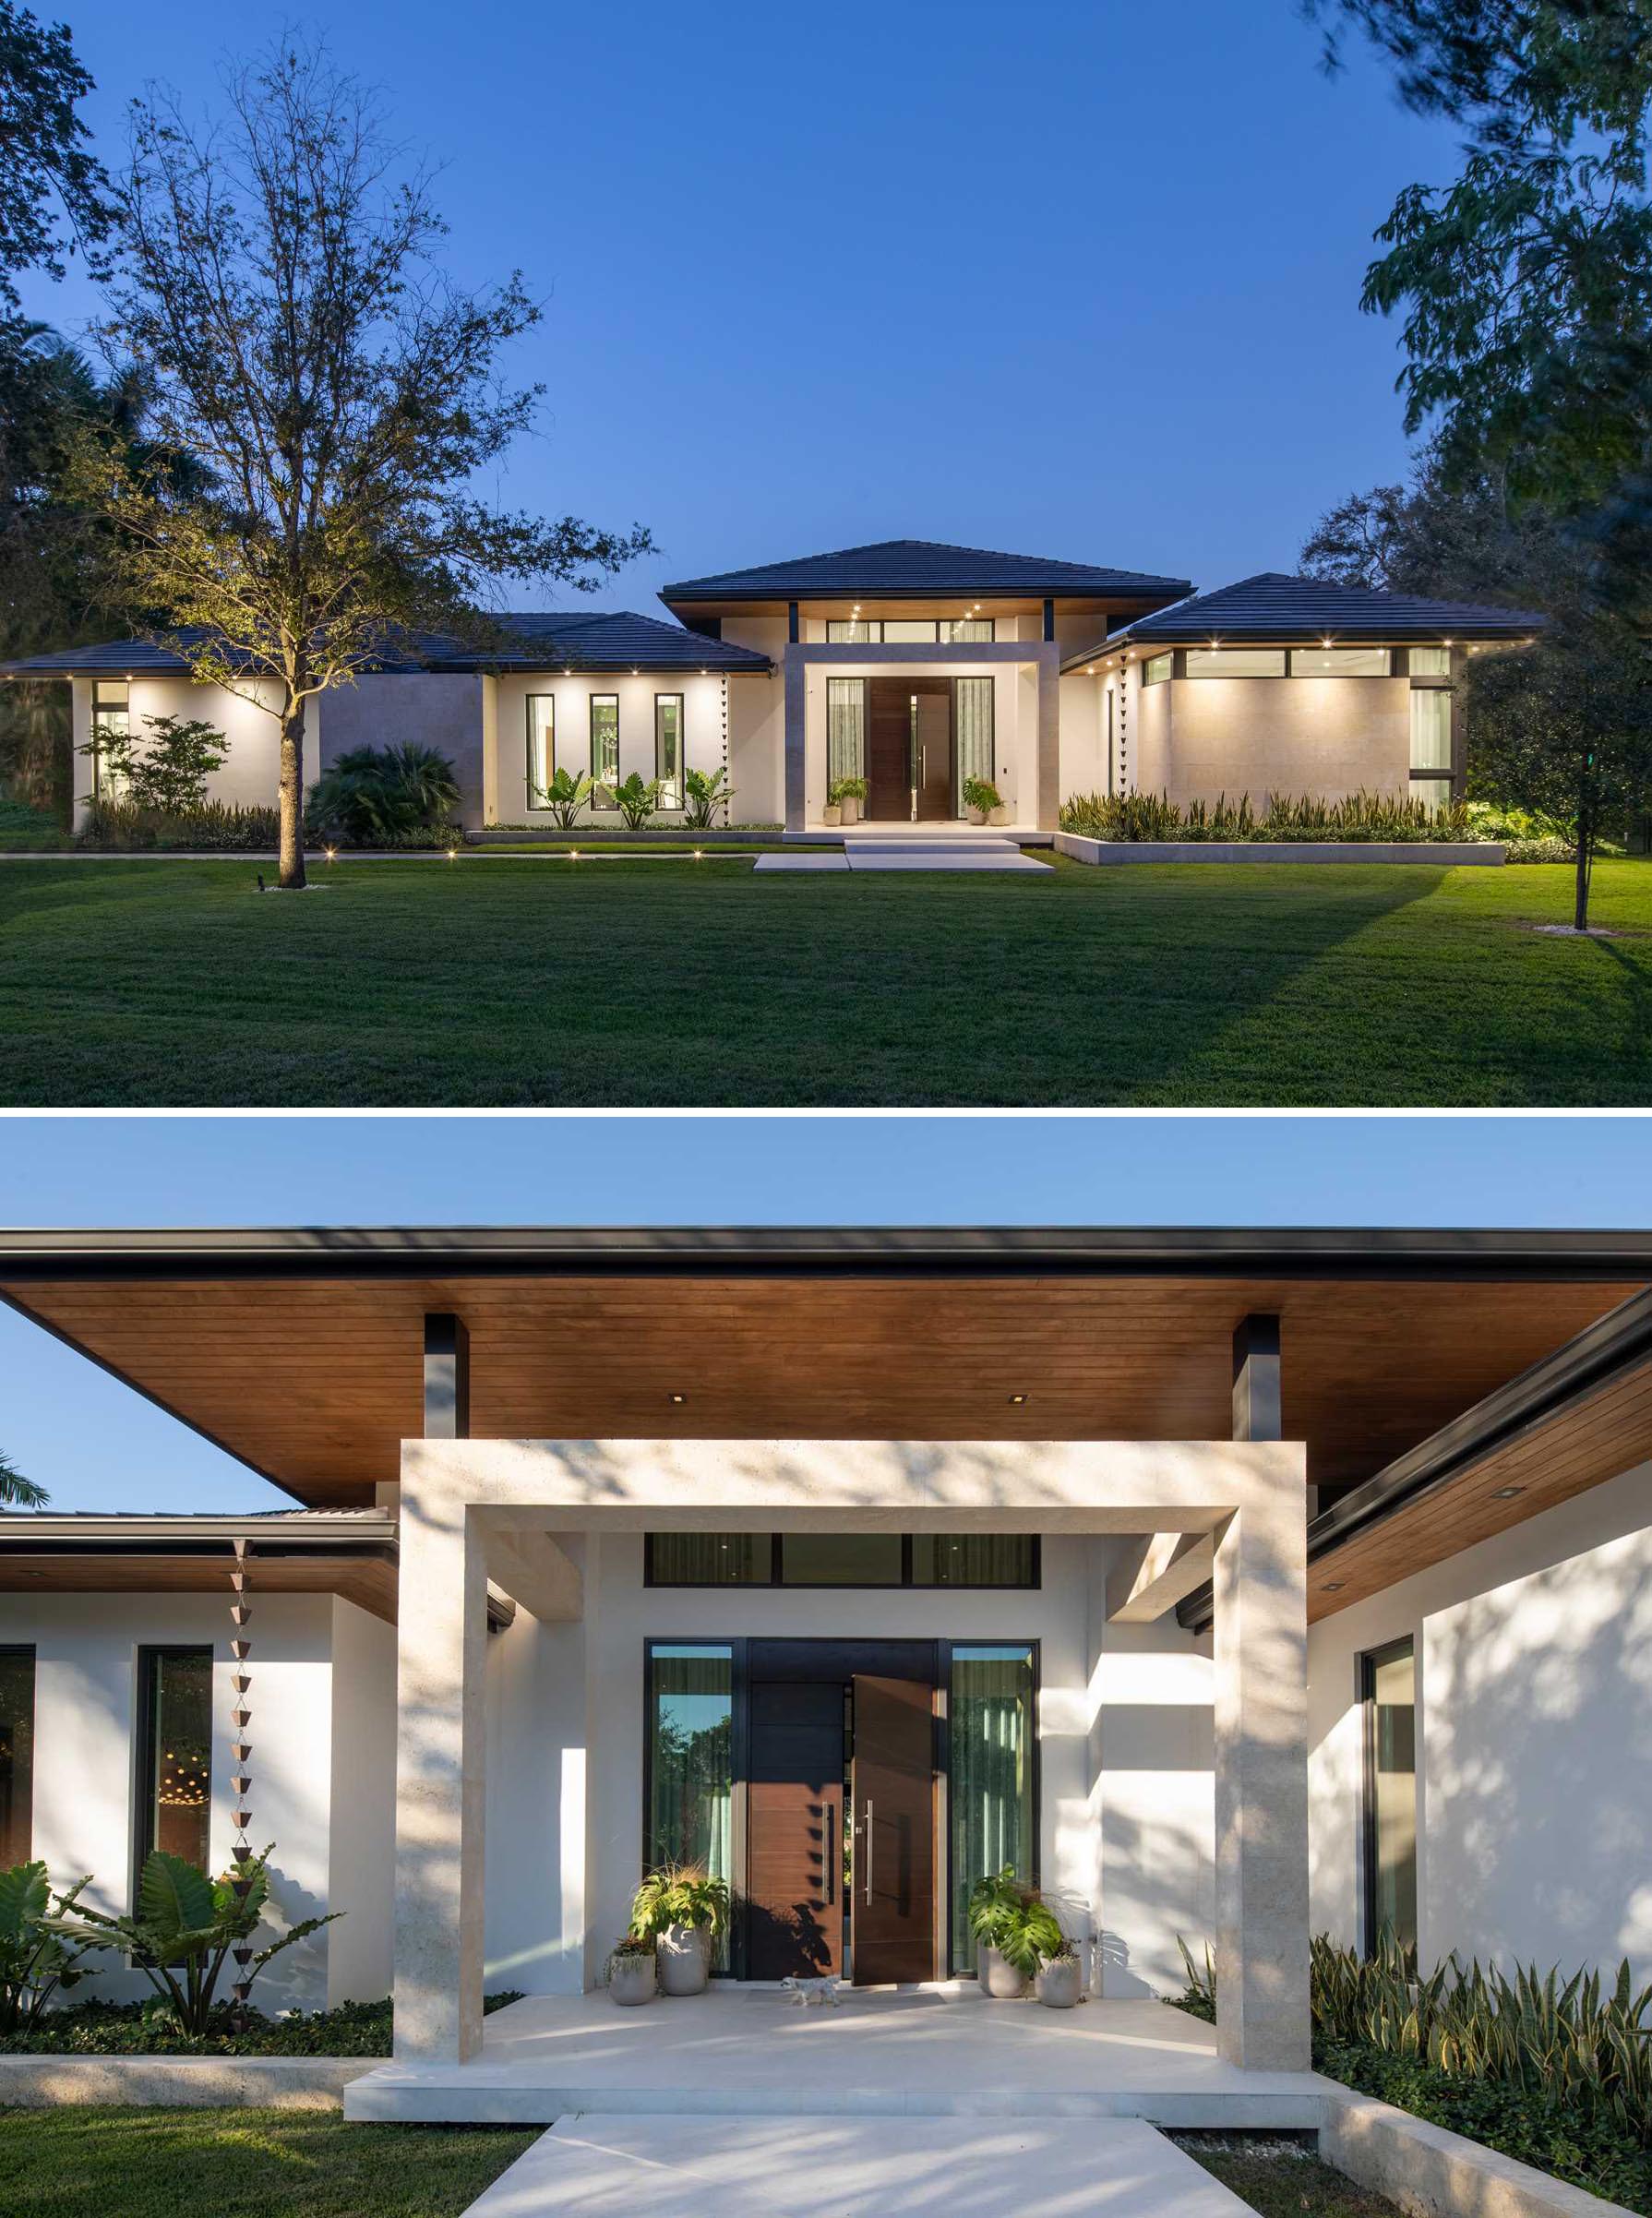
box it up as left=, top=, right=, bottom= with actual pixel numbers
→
left=1574, top=827, right=1592, bottom=932
left=279, top=697, right=306, bottom=889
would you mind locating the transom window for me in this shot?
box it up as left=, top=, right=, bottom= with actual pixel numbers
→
left=1142, top=653, right=1172, bottom=686
left=1184, top=647, right=1287, bottom=677
left=1291, top=646, right=1392, bottom=677
left=645, top=1533, right=1038, bottom=1588
left=1409, top=646, right=1452, bottom=677
left=826, top=618, right=996, bottom=643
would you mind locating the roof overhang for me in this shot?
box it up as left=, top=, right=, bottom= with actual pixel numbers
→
left=1, top=1227, right=1646, bottom=1517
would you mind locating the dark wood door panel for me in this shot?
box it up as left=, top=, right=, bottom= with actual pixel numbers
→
left=851, top=1673, right=935, bottom=1984
left=866, top=678, right=910, bottom=821
left=747, top=1679, right=844, bottom=1979
left=915, top=688, right=952, bottom=821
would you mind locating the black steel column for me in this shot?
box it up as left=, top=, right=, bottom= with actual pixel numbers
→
left=424, top=1313, right=471, bottom=1437
left=1232, top=1313, right=1282, bottom=1442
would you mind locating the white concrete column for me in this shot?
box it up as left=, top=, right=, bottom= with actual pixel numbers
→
left=1211, top=1486, right=1311, bottom=2069
left=393, top=1493, right=488, bottom=2062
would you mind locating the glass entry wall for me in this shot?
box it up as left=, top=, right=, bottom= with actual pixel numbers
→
left=646, top=1642, right=734, bottom=1968
left=948, top=1644, right=1036, bottom=1973
left=1361, top=1637, right=1418, bottom=1955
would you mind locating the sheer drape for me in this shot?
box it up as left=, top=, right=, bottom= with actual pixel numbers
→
left=650, top=1534, right=770, bottom=1585
left=912, top=1535, right=1034, bottom=1587
left=827, top=678, right=865, bottom=786
left=954, top=677, right=994, bottom=803
left=949, top=1645, right=1035, bottom=1970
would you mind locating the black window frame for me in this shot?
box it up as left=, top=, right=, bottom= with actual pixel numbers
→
left=653, top=691, right=685, bottom=810
left=589, top=692, right=620, bottom=799
left=823, top=617, right=998, bottom=644
left=644, top=1532, right=1040, bottom=1590
left=1359, top=1633, right=1418, bottom=1959
left=0, top=1644, right=35, bottom=1865
left=134, top=1644, right=213, bottom=1896
left=90, top=679, right=131, bottom=804
left=1287, top=646, right=1394, bottom=678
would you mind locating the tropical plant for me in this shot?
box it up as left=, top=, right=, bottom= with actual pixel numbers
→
left=604, top=1932, right=656, bottom=1984
left=1177, top=1933, right=1217, bottom=2023
left=78, top=798, right=281, bottom=852
left=611, top=772, right=662, bottom=832
left=0, top=1449, right=46, bottom=1507
left=534, top=766, right=592, bottom=829
left=43, top=1847, right=340, bottom=2038
left=966, top=1867, right=1066, bottom=1980
left=0, top=1862, right=92, bottom=2031
left=1058, top=788, right=1476, bottom=844
left=962, top=775, right=1001, bottom=815
left=305, top=743, right=461, bottom=848
left=682, top=764, right=733, bottom=830
left=79, top=713, right=230, bottom=815
left=828, top=775, right=868, bottom=806
left=628, top=1864, right=730, bottom=1939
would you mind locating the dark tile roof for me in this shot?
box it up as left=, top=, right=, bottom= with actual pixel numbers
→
left=0, top=612, right=772, bottom=679
left=661, top=537, right=1192, bottom=603
left=1063, top=572, right=1547, bottom=665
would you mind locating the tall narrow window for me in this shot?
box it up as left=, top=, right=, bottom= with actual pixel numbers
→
left=526, top=696, right=555, bottom=807
left=654, top=694, right=684, bottom=810
left=590, top=695, right=619, bottom=800
left=1409, top=686, right=1454, bottom=813
left=0, top=1648, right=34, bottom=1865
left=137, top=1647, right=212, bottom=1876
left=90, top=680, right=130, bottom=802
left=826, top=678, right=865, bottom=786
left=647, top=1643, right=734, bottom=1965
left=950, top=1644, right=1035, bottom=1972
left=954, top=677, right=994, bottom=807
left=1362, top=1637, right=1417, bottom=1955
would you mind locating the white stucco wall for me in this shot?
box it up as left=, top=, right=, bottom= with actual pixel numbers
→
left=1308, top=1460, right=1652, bottom=1982
left=71, top=674, right=302, bottom=830
left=2, top=1591, right=394, bottom=2012
left=489, top=669, right=734, bottom=826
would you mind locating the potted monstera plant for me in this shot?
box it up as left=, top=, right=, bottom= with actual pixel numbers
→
left=967, top=1867, right=1065, bottom=2000
left=628, top=1864, right=730, bottom=1996
left=830, top=775, right=868, bottom=827
left=963, top=775, right=1005, bottom=828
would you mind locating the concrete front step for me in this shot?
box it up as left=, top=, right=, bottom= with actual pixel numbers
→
left=456, top=2116, right=1250, bottom=2216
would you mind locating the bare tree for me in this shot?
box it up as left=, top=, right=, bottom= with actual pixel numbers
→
left=80, top=39, right=650, bottom=886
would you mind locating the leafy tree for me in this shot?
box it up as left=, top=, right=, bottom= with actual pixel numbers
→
left=1305, top=3, right=1652, bottom=924
left=0, top=1447, right=45, bottom=1506
left=1303, top=445, right=1652, bottom=924
left=0, top=0, right=114, bottom=307
left=78, top=713, right=230, bottom=815
left=78, top=37, right=651, bottom=889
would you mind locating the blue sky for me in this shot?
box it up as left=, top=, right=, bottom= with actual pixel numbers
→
left=1, top=1113, right=1647, bottom=1514
left=21, top=0, right=1462, bottom=604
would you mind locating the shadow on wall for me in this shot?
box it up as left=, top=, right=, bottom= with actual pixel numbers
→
left=1426, top=1529, right=1652, bottom=1980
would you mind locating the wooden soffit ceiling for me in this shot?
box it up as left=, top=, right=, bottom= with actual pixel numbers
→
left=1, top=1245, right=1643, bottom=1508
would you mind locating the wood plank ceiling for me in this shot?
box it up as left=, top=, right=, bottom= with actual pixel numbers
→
left=2, top=1271, right=1637, bottom=1509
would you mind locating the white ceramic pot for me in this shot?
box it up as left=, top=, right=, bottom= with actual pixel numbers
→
left=1036, top=1956, right=1083, bottom=2009
left=840, top=796, right=860, bottom=825
left=656, top=1924, right=712, bottom=1996
left=967, top=806, right=989, bottom=827
left=988, top=805, right=1011, bottom=827
left=979, top=1945, right=1028, bottom=1999
left=609, top=1952, right=657, bottom=2007
left=822, top=804, right=842, bottom=826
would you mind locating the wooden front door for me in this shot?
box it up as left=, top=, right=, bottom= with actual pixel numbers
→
left=913, top=686, right=952, bottom=821
left=746, top=1678, right=844, bottom=1980
left=850, top=1674, right=935, bottom=1984
left=865, top=678, right=952, bottom=822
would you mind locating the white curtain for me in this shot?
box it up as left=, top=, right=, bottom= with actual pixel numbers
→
left=827, top=678, right=865, bottom=785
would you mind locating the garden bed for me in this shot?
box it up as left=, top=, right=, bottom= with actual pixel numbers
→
left=1054, top=833, right=1505, bottom=866
left=0, top=1991, right=521, bottom=2058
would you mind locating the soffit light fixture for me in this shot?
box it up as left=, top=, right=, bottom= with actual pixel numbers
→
left=1007, top=1393, right=1028, bottom=1406
left=1490, top=1485, right=1526, bottom=1500
left=669, top=1393, right=687, bottom=1405
left=1322, top=1580, right=1345, bottom=1591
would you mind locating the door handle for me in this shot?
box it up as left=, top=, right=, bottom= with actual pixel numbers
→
left=863, top=1798, right=873, bottom=1904
left=822, top=1804, right=835, bottom=1906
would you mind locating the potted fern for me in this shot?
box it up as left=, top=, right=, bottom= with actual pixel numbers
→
left=605, top=1932, right=657, bottom=2007
left=966, top=1867, right=1064, bottom=2000
left=628, top=1864, right=730, bottom=1996
left=830, top=775, right=868, bottom=827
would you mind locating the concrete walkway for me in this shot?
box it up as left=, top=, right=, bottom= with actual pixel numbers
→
left=458, top=2116, right=1249, bottom=2216
left=756, top=834, right=1050, bottom=874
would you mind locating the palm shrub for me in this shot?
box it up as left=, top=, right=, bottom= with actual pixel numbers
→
left=966, top=1867, right=1066, bottom=1979
left=611, top=772, right=662, bottom=831
left=628, top=1864, right=730, bottom=1940
left=682, top=765, right=733, bottom=829
left=44, top=1847, right=340, bottom=2039
left=534, top=767, right=592, bottom=829
left=305, top=743, right=461, bottom=847
left=0, top=1863, right=94, bottom=2032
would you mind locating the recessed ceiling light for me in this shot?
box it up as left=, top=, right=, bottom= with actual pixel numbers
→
left=669, top=1393, right=687, bottom=1405
left=1322, top=1580, right=1345, bottom=1592
left=1007, top=1393, right=1028, bottom=1406
left=1490, top=1485, right=1525, bottom=1500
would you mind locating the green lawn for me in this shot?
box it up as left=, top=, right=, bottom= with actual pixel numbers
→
left=4, top=852, right=1651, bottom=1105
left=3, top=2107, right=536, bottom=2218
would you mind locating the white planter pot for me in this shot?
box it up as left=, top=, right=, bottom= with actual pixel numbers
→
left=967, top=806, right=989, bottom=827
left=979, top=1945, right=1028, bottom=2000
left=988, top=805, right=1011, bottom=827
left=1036, top=1957, right=1083, bottom=2009
left=822, top=805, right=842, bottom=827
left=609, top=1953, right=657, bottom=2007
left=656, top=1924, right=712, bottom=1996
left=839, top=797, right=860, bottom=825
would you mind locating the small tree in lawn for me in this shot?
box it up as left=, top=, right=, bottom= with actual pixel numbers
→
left=78, top=38, right=650, bottom=888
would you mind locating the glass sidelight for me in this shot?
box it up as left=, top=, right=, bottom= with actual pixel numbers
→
left=1361, top=1637, right=1418, bottom=1955
left=646, top=1642, right=734, bottom=1886
left=949, top=1643, right=1035, bottom=1972
left=137, top=1647, right=212, bottom=1876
